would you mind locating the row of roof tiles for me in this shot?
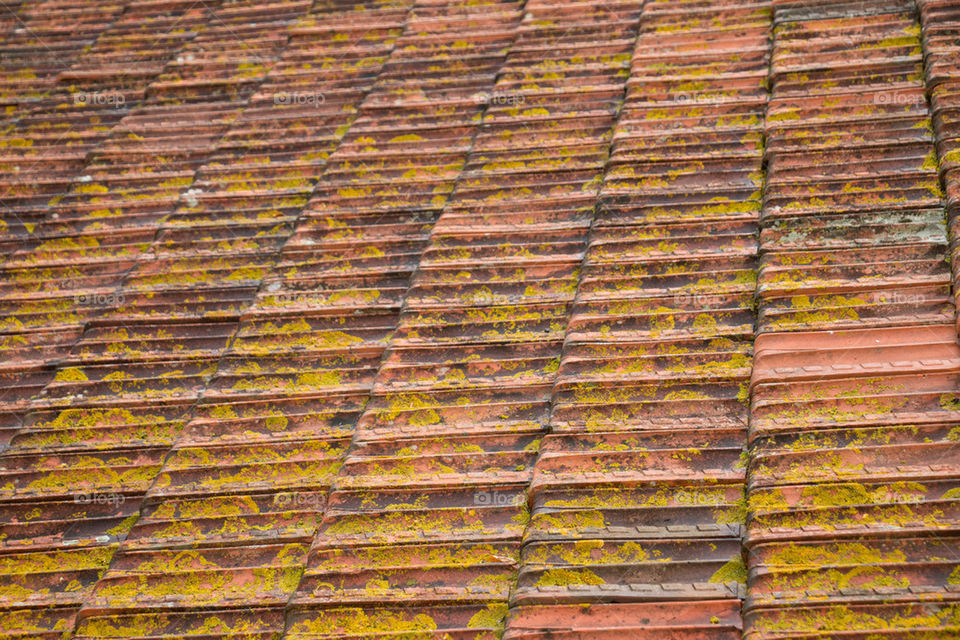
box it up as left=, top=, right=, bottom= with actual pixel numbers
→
left=746, top=1, right=960, bottom=638
left=0, top=0, right=958, bottom=638
left=3, top=1, right=406, bottom=637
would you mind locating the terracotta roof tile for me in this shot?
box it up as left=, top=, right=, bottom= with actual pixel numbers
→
left=742, top=2, right=960, bottom=637
left=1, top=0, right=959, bottom=638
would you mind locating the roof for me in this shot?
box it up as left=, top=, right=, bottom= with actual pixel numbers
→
left=0, top=0, right=958, bottom=637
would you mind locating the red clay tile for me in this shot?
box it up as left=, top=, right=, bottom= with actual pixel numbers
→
left=505, top=601, right=743, bottom=639
left=75, top=608, right=285, bottom=640
left=4, top=0, right=960, bottom=638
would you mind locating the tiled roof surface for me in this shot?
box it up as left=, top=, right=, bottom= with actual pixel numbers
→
left=0, top=0, right=958, bottom=637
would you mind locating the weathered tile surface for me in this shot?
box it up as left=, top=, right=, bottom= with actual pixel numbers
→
left=0, top=1, right=958, bottom=639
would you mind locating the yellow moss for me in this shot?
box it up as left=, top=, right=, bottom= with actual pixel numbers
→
left=942, top=149, right=960, bottom=165
left=531, top=510, right=606, bottom=534
left=378, top=393, right=441, bottom=425
left=265, top=415, right=288, bottom=431
left=803, top=482, right=923, bottom=508
left=769, top=562, right=908, bottom=593
left=939, top=393, right=960, bottom=411
left=326, top=509, right=495, bottom=538
left=55, top=367, right=88, bottom=382
left=709, top=556, right=746, bottom=584
left=74, top=184, right=108, bottom=194
left=753, top=603, right=959, bottom=634
left=749, top=488, right=790, bottom=512
left=767, top=542, right=904, bottom=569
left=527, top=540, right=660, bottom=565
left=106, top=514, right=139, bottom=537
left=0, top=546, right=115, bottom=574
left=948, top=565, right=960, bottom=585
left=289, top=609, right=438, bottom=635
left=467, top=603, right=507, bottom=630
left=535, top=568, right=604, bottom=587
